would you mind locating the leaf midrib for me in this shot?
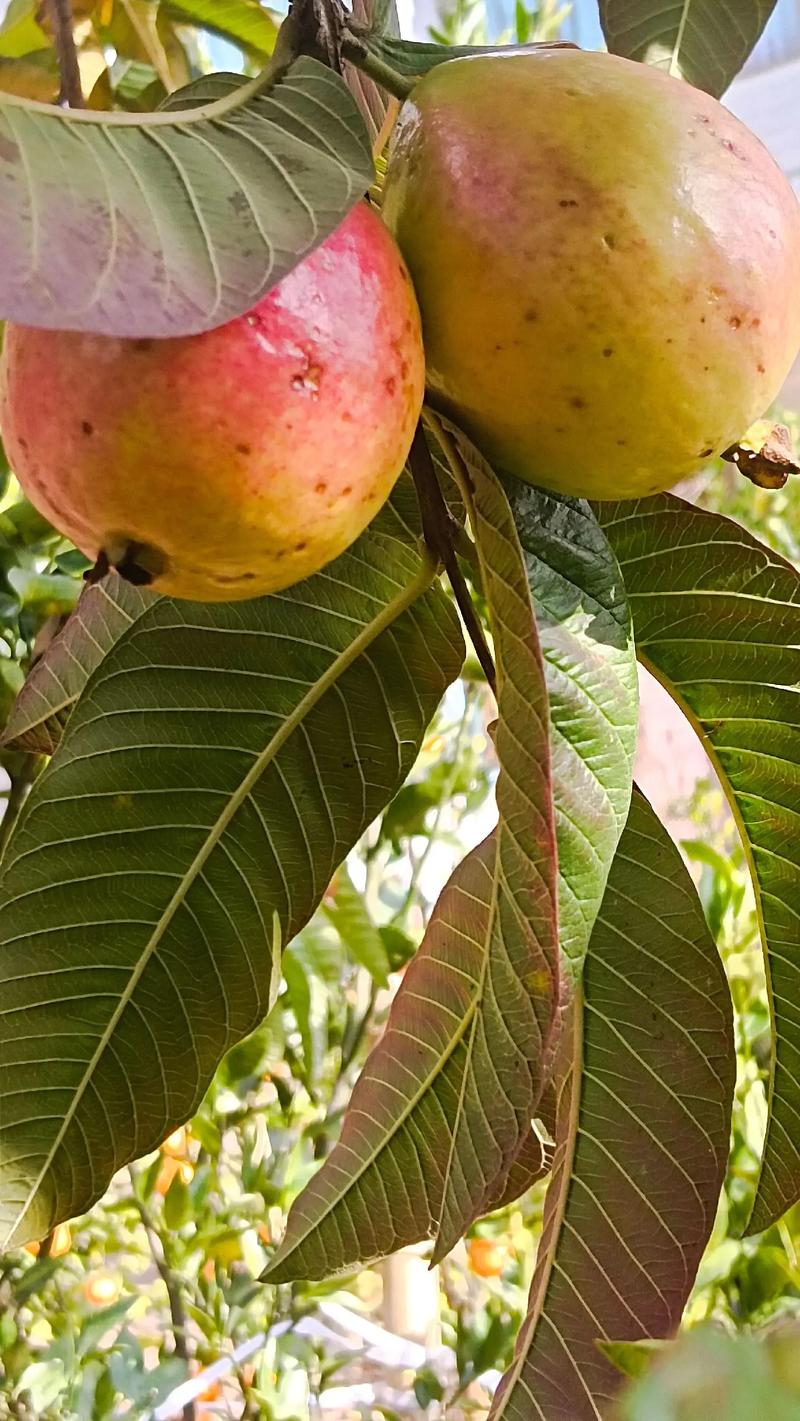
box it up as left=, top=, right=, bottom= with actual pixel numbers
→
left=5, top=553, right=435, bottom=1248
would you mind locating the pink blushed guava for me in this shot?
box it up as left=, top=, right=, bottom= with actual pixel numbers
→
left=0, top=202, right=424, bottom=601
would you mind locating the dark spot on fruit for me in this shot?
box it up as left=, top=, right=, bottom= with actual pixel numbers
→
left=342, top=485, right=353, bottom=496
left=385, top=376, right=397, bottom=395
left=315, top=480, right=328, bottom=494
left=700, top=317, right=706, bottom=324
left=666, top=337, right=673, bottom=344
left=81, top=421, right=94, bottom=436
left=617, top=439, right=627, bottom=446
left=342, top=411, right=353, bottom=423
left=758, top=363, right=766, bottom=374
left=569, top=396, right=587, bottom=410
left=769, top=228, right=777, bottom=240
left=602, top=347, right=614, bottom=357
left=295, top=540, right=307, bottom=552
left=554, top=427, right=566, bottom=435
left=559, top=198, right=579, bottom=208
left=494, top=344, right=504, bottom=352
left=603, top=233, right=616, bottom=250
left=524, top=308, right=538, bottom=323
left=699, top=447, right=713, bottom=457
left=729, top=315, right=742, bottom=329
left=236, top=443, right=251, bottom=456
left=751, top=317, right=761, bottom=329
left=704, top=365, right=710, bottom=371
left=17, top=437, right=27, bottom=451
left=133, top=339, right=153, bottom=353
left=400, top=360, right=409, bottom=377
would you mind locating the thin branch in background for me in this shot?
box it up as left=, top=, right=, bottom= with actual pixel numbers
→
left=127, top=1166, right=196, bottom=1421
left=408, top=421, right=497, bottom=695
left=47, top=0, right=84, bottom=108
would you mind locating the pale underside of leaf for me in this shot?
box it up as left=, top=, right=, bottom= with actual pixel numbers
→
left=491, top=790, right=735, bottom=1421
left=599, top=0, right=778, bottom=97
left=0, top=56, right=373, bottom=336
left=598, top=493, right=800, bottom=1234
left=0, top=487, right=463, bottom=1246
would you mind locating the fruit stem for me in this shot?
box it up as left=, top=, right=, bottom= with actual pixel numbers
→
left=47, top=0, right=84, bottom=108
left=340, top=35, right=415, bottom=101
left=408, top=422, right=497, bottom=694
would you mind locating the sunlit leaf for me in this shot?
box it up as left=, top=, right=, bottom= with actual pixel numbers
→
left=0, top=483, right=463, bottom=1247
left=491, top=790, right=735, bottom=1420
left=161, top=0, right=280, bottom=56
left=599, top=0, right=778, bottom=97
left=599, top=494, right=800, bottom=1233
left=0, top=56, right=372, bottom=337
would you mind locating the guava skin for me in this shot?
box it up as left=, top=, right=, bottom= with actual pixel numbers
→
left=382, top=50, right=800, bottom=499
left=0, top=202, right=424, bottom=601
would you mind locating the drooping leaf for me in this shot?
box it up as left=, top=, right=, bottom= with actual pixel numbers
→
left=0, top=483, right=464, bottom=1247
left=161, top=0, right=280, bottom=57
left=265, top=432, right=559, bottom=1278
left=264, top=440, right=639, bottom=1282
left=598, top=494, right=800, bottom=1233
left=4, top=577, right=152, bottom=755
left=598, top=0, right=778, bottom=97
left=490, top=790, right=735, bottom=1420
left=505, top=476, right=638, bottom=981
left=0, top=56, right=373, bottom=337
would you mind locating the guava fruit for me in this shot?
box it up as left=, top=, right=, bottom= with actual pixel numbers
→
left=382, top=50, right=800, bottom=499
left=0, top=202, right=424, bottom=601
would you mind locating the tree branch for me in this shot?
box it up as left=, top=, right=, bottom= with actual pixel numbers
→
left=47, top=0, right=84, bottom=108
left=408, top=423, right=497, bottom=695
left=128, top=1168, right=196, bottom=1421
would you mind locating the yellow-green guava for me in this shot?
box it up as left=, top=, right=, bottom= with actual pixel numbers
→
left=0, top=202, right=424, bottom=601
left=382, top=50, right=800, bottom=498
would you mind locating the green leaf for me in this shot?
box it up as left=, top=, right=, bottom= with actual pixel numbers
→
left=490, top=790, right=735, bottom=1420
left=0, top=56, right=373, bottom=337
left=263, top=437, right=638, bottom=1282
left=0, top=1, right=48, bottom=61
left=617, top=1325, right=800, bottom=1420
left=161, top=0, right=280, bottom=56
left=598, top=0, right=778, bottom=97
left=0, top=484, right=464, bottom=1247
left=324, top=867, right=391, bottom=986
left=598, top=494, right=800, bottom=1233
left=4, top=576, right=152, bottom=755
left=344, top=0, right=400, bottom=149
left=358, top=33, right=572, bottom=80
left=505, top=476, right=638, bottom=982
left=265, top=431, right=560, bottom=1279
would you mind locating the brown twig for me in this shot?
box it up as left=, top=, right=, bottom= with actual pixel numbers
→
left=128, top=1168, right=196, bottom=1421
left=408, top=422, right=497, bottom=694
left=47, top=0, right=84, bottom=108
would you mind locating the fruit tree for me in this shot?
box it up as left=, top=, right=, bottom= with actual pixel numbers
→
left=0, top=0, right=799, bottom=1416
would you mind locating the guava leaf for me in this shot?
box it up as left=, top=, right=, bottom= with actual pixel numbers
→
left=267, top=435, right=559, bottom=1278
left=4, top=577, right=153, bottom=756
left=504, top=475, right=638, bottom=982
left=0, top=482, right=464, bottom=1248
left=598, top=0, right=778, bottom=97
left=0, top=55, right=373, bottom=338
left=0, top=1, right=48, bottom=61
left=490, top=790, right=735, bottom=1421
left=160, top=0, right=280, bottom=56
left=356, top=33, right=573, bottom=80
left=343, top=0, right=400, bottom=152
left=598, top=494, right=800, bottom=1234
left=263, top=451, right=637, bottom=1284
